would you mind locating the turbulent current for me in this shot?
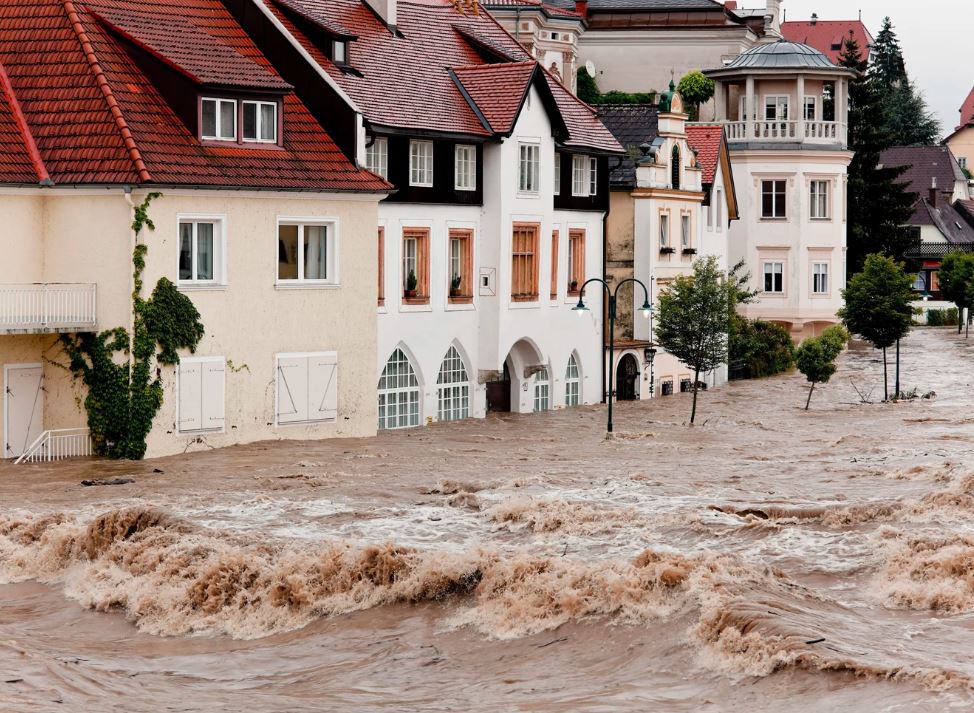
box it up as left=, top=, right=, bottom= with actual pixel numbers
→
left=3, top=329, right=974, bottom=711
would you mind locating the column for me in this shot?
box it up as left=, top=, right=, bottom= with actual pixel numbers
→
left=836, top=78, right=847, bottom=146
left=796, top=75, right=805, bottom=141
left=745, top=75, right=755, bottom=139
left=715, top=80, right=726, bottom=122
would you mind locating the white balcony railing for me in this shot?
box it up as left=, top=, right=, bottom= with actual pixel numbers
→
left=721, top=120, right=845, bottom=145
left=0, top=283, right=97, bottom=333
left=14, top=428, right=93, bottom=464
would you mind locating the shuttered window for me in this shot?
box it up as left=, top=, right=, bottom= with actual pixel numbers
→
left=276, top=352, right=339, bottom=425
left=511, top=223, right=540, bottom=301
left=178, top=357, right=225, bottom=433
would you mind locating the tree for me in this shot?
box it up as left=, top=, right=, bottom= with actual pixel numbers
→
left=882, top=77, right=941, bottom=146
left=677, top=71, right=714, bottom=121
left=869, top=17, right=906, bottom=87
left=656, top=256, right=733, bottom=423
left=839, top=33, right=918, bottom=274
left=795, top=326, right=848, bottom=409
left=576, top=67, right=600, bottom=105
left=838, top=254, right=914, bottom=401
left=937, top=252, right=974, bottom=334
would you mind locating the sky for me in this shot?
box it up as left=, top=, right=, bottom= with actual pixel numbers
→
left=782, top=0, right=972, bottom=138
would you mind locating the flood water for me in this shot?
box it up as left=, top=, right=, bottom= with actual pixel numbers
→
left=2, top=327, right=974, bottom=711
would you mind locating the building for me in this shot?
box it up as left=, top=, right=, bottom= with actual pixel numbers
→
left=224, top=0, right=623, bottom=425
left=0, top=0, right=390, bottom=460
left=599, top=86, right=737, bottom=399
left=780, top=14, right=874, bottom=65
left=879, top=146, right=974, bottom=303
left=704, top=40, right=854, bottom=340
left=945, top=87, right=974, bottom=176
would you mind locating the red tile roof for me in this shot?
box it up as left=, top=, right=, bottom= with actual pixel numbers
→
left=0, top=0, right=388, bottom=191
left=542, top=70, right=621, bottom=153
left=0, top=60, right=46, bottom=184
left=686, top=123, right=722, bottom=184
left=780, top=19, right=874, bottom=64
left=453, top=62, right=536, bottom=134
left=959, top=86, right=974, bottom=129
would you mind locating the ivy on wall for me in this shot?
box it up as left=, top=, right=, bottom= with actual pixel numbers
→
left=60, top=193, right=205, bottom=459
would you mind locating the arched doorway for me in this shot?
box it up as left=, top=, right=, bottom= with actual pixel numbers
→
left=616, top=353, right=639, bottom=401
left=489, top=339, right=545, bottom=413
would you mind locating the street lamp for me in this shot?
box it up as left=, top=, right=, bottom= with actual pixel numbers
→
left=573, top=277, right=653, bottom=433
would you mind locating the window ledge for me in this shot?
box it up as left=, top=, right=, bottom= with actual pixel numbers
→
left=445, top=302, right=476, bottom=312
left=760, top=217, right=788, bottom=222
left=409, top=182, right=434, bottom=189
left=516, top=192, right=540, bottom=199
left=809, top=217, right=832, bottom=221
left=511, top=294, right=540, bottom=303
left=448, top=296, right=474, bottom=304
left=178, top=283, right=227, bottom=292
left=402, top=296, right=430, bottom=305
left=275, top=282, right=341, bottom=290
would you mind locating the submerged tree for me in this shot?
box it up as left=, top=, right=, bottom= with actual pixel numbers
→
left=656, top=256, right=733, bottom=424
left=795, top=325, right=848, bottom=410
left=839, top=254, right=914, bottom=401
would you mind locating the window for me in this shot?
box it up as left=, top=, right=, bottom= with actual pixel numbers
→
left=366, top=137, right=388, bottom=179
left=764, top=96, right=789, bottom=120
left=178, top=357, right=225, bottom=433
left=276, top=352, right=338, bottom=425
left=409, top=140, right=433, bottom=187
left=681, top=215, right=690, bottom=249
left=763, top=261, right=784, bottom=293
left=812, top=262, right=829, bottom=294
left=437, top=346, right=470, bottom=421
left=715, top=188, right=723, bottom=232
left=810, top=180, right=830, bottom=219
left=533, top=366, right=550, bottom=412
left=803, top=96, right=817, bottom=121
left=568, top=229, right=584, bottom=293
left=377, top=227, right=385, bottom=306
left=378, top=348, right=420, bottom=429
left=550, top=229, right=559, bottom=298
left=333, top=40, right=347, bottom=64
left=179, top=218, right=222, bottom=284
left=518, top=143, right=540, bottom=193
left=278, top=221, right=335, bottom=284
left=201, top=98, right=236, bottom=141
left=448, top=229, right=473, bottom=300
left=402, top=228, right=429, bottom=301
left=589, top=157, right=598, bottom=195
left=455, top=145, right=476, bottom=191
left=242, top=101, right=277, bottom=143
left=913, top=272, right=927, bottom=291
left=761, top=180, right=787, bottom=219
left=739, top=95, right=750, bottom=121
left=659, top=213, right=669, bottom=248
left=511, top=223, right=540, bottom=300
left=706, top=202, right=713, bottom=230
left=671, top=145, right=681, bottom=189
left=565, top=354, right=580, bottom=406
left=572, top=155, right=588, bottom=196
left=959, top=157, right=968, bottom=170
left=554, top=153, right=561, bottom=195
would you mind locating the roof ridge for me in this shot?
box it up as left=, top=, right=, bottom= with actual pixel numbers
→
left=453, top=60, right=536, bottom=70
left=0, top=58, right=51, bottom=185
left=60, top=0, right=151, bottom=182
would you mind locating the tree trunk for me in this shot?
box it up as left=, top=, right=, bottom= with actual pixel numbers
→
left=882, top=347, right=888, bottom=402
left=690, top=366, right=700, bottom=424
left=805, top=382, right=815, bottom=410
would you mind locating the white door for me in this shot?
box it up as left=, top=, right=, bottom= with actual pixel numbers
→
left=4, top=364, right=44, bottom=459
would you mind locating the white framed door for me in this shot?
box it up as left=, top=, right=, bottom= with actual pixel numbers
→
left=4, top=363, right=44, bottom=459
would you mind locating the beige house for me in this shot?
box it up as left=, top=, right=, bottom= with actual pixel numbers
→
left=945, top=87, right=974, bottom=178
left=0, top=0, right=388, bottom=460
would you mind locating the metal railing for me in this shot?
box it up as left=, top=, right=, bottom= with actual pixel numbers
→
left=14, top=428, right=93, bottom=464
left=0, top=283, right=97, bottom=332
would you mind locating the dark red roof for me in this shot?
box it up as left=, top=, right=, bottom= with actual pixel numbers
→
left=543, top=70, right=621, bottom=153
left=0, top=0, right=388, bottom=191
left=453, top=62, right=535, bottom=134
left=780, top=19, right=874, bottom=64
left=0, top=61, right=43, bottom=184
left=686, top=123, right=722, bottom=184
left=959, top=87, right=974, bottom=128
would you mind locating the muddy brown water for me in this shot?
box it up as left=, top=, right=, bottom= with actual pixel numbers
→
left=3, top=328, right=974, bottom=712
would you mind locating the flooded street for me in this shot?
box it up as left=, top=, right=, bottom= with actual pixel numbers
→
left=2, top=327, right=974, bottom=712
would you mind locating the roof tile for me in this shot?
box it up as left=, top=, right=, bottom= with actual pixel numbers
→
left=452, top=62, right=535, bottom=134
left=686, top=123, right=721, bottom=184
left=780, top=19, right=874, bottom=64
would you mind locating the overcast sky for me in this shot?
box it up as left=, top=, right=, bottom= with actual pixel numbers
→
left=782, top=0, right=971, bottom=138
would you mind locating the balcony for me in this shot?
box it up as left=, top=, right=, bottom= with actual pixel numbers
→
left=722, top=120, right=846, bottom=146
left=0, top=283, right=97, bottom=334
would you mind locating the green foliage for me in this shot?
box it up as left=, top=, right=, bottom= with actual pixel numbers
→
left=60, top=193, right=205, bottom=459
left=795, top=328, right=846, bottom=410
left=656, top=256, right=733, bottom=423
left=677, top=71, right=715, bottom=121
left=819, top=325, right=850, bottom=358
left=881, top=77, right=941, bottom=146
left=936, top=252, right=974, bottom=332
left=406, top=269, right=418, bottom=292
left=926, top=307, right=959, bottom=327
left=869, top=17, right=906, bottom=87
left=728, top=318, right=795, bottom=379
left=575, top=68, right=656, bottom=105
left=576, top=68, right=600, bottom=104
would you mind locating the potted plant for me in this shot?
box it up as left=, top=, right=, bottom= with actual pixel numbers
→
left=404, top=270, right=418, bottom=298
left=569, top=279, right=578, bottom=293
left=450, top=274, right=462, bottom=297
left=682, top=247, right=697, bottom=255
left=660, top=246, right=675, bottom=254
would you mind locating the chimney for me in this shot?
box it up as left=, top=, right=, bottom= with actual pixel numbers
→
left=575, top=0, right=588, bottom=18
left=810, top=12, right=818, bottom=25
left=929, top=177, right=938, bottom=207
left=368, top=0, right=397, bottom=27
left=724, top=0, right=737, bottom=9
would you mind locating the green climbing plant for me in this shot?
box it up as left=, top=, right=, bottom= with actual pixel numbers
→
left=60, top=192, right=205, bottom=459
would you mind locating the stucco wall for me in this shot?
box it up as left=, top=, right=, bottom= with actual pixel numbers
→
left=0, top=193, right=45, bottom=283
left=947, top=128, right=974, bottom=175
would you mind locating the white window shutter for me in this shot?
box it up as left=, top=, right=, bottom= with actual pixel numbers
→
left=178, top=361, right=202, bottom=432
left=277, top=355, right=308, bottom=424
left=202, top=360, right=226, bottom=430
left=308, top=352, right=338, bottom=421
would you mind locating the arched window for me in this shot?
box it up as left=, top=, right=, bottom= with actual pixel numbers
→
left=533, top=366, right=550, bottom=412
left=671, top=145, right=681, bottom=190
left=378, top=348, right=420, bottom=430
left=565, top=354, right=580, bottom=406
left=437, top=346, right=470, bottom=421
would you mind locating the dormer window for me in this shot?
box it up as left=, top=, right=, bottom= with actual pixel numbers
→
left=200, top=96, right=281, bottom=146
left=242, top=101, right=278, bottom=143
left=333, top=40, right=347, bottom=65
left=202, top=98, right=237, bottom=141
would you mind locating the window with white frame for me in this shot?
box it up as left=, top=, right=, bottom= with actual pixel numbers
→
left=276, top=352, right=338, bottom=425
left=554, top=152, right=561, bottom=195
left=715, top=188, right=723, bottom=231
left=455, top=144, right=476, bottom=191
left=333, top=40, right=348, bottom=64
left=179, top=218, right=223, bottom=284
left=242, top=101, right=277, bottom=143
left=659, top=213, right=669, bottom=247
left=803, top=96, right=817, bottom=121
left=518, top=143, right=540, bottom=193
left=409, top=140, right=434, bottom=187
left=681, top=214, right=690, bottom=249
left=201, top=98, right=236, bottom=141
left=366, top=137, right=388, bottom=179
left=533, top=366, right=550, bottom=412
left=764, top=95, right=789, bottom=120
left=589, top=157, right=597, bottom=195
left=763, top=261, right=784, bottom=293
left=810, top=180, right=830, bottom=219
left=564, top=354, right=580, bottom=406
left=278, top=220, right=336, bottom=284
left=572, top=155, right=587, bottom=196
left=812, top=262, right=829, bottom=294
left=178, top=357, right=225, bottom=433
left=378, top=348, right=420, bottom=429
left=437, top=346, right=470, bottom=421
left=761, top=180, right=787, bottom=219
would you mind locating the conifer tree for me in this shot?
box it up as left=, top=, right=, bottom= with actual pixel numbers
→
left=870, top=17, right=906, bottom=87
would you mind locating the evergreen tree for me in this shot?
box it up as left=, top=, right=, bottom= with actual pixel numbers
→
left=839, top=33, right=917, bottom=275
left=883, top=77, right=941, bottom=146
left=870, top=17, right=906, bottom=87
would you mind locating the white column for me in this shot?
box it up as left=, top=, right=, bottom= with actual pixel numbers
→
left=796, top=75, right=805, bottom=141
left=715, top=81, right=726, bottom=121
left=745, top=76, right=755, bottom=139
left=837, top=79, right=847, bottom=146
